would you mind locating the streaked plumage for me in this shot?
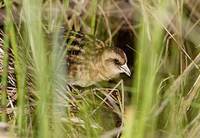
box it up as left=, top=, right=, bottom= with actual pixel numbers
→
left=65, top=31, right=131, bottom=87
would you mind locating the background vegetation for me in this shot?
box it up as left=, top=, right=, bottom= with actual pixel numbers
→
left=0, top=0, right=200, bottom=138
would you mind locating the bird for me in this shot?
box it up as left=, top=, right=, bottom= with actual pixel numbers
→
left=0, top=31, right=131, bottom=90
left=64, top=31, right=131, bottom=87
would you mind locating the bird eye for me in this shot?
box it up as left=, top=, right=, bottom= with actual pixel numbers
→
left=114, top=59, right=121, bottom=65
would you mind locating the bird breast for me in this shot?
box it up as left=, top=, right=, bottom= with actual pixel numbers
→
left=67, top=58, right=110, bottom=87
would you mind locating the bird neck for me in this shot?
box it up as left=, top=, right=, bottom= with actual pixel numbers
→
left=90, top=57, right=112, bottom=81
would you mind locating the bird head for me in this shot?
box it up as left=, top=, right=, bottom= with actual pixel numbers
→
left=101, top=47, right=131, bottom=78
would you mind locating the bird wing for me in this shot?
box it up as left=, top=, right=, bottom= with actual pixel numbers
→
left=63, top=31, right=107, bottom=86
left=64, top=31, right=106, bottom=65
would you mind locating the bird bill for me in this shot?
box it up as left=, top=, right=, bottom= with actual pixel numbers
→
left=120, top=63, right=131, bottom=76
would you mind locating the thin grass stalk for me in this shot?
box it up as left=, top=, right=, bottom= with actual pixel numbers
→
left=49, top=0, right=69, bottom=137
left=4, top=0, right=28, bottom=136
left=1, top=0, right=9, bottom=121
left=0, top=34, right=8, bottom=121
left=22, top=0, right=51, bottom=137
left=90, top=0, right=97, bottom=35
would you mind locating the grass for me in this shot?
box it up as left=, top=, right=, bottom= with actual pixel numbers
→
left=0, top=0, right=200, bottom=138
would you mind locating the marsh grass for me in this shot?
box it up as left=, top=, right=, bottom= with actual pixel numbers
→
left=0, top=0, right=200, bottom=138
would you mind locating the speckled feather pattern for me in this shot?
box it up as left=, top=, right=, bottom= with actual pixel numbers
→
left=64, top=31, right=128, bottom=87
left=65, top=31, right=106, bottom=86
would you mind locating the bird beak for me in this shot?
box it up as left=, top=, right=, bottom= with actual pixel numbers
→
left=120, top=63, right=131, bottom=76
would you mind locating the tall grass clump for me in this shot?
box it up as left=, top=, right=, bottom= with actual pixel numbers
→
left=22, top=0, right=70, bottom=137
left=123, top=1, right=166, bottom=137
left=124, top=0, right=200, bottom=138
